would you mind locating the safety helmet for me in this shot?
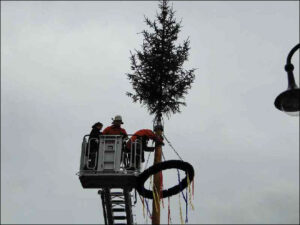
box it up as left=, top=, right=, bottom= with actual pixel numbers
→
left=113, top=115, right=124, bottom=124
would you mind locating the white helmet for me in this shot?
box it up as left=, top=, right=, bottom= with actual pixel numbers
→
left=113, top=115, right=123, bottom=124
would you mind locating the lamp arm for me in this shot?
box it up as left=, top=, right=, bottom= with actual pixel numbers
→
left=286, top=43, right=300, bottom=67
left=285, top=43, right=299, bottom=89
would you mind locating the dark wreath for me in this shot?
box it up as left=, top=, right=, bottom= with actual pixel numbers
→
left=135, top=160, right=194, bottom=199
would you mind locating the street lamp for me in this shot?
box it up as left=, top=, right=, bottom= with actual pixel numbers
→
left=274, top=43, right=300, bottom=116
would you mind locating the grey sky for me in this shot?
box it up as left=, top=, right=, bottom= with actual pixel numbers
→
left=1, top=1, right=299, bottom=224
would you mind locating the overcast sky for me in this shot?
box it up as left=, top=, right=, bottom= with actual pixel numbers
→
left=1, top=1, right=299, bottom=224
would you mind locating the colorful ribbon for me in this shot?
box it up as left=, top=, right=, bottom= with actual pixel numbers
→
left=187, top=173, right=195, bottom=210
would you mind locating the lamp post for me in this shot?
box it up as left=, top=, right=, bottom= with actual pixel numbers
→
left=274, top=43, right=300, bottom=116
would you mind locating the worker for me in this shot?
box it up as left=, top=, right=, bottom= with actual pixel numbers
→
left=102, top=115, right=128, bottom=168
left=86, top=122, right=103, bottom=169
left=102, top=115, right=128, bottom=138
left=89, top=122, right=103, bottom=140
left=125, top=128, right=164, bottom=170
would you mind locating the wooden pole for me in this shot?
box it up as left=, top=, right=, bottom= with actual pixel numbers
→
left=152, top=128, right=163, bottom=225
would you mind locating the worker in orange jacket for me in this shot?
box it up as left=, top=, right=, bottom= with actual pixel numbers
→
left=125, top=128, right=163, bottom=170
left=102, top=115, right=128, bottom=138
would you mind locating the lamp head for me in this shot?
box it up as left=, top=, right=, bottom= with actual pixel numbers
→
left=274, top=88, right=300, bottom=116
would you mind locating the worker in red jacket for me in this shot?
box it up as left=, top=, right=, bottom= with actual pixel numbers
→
left=125, top=128, right=163, bottom=170
left=102, top=115, right=128, bottom=138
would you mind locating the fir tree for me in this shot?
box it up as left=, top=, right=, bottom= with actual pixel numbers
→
left=126, top=0, right=196, bottom=122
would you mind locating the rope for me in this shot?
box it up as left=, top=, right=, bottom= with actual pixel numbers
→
left=163, top=133, right=184, bottom=161
left=162, top=149, right=166, bottom=161
left=145, top=150, right=152, bottom=169
left=177, top=170, right=187, bottom=203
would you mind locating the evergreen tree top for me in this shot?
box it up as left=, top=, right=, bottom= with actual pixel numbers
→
left=127, top=0, right=196, bottom=119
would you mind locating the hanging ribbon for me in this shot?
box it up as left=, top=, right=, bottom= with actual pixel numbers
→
left=160, top=171, right=165, bottom=208
left=192, top=179, right=194, bottom=200
left=139, top=195, right=146, bottom=219
left=177, top=170, right=189, bottom=223
left=177, top=170, right=187, bottom=202
left=179, top=193, right=184, bottom=224
left=177, top=169, right=187, bottom=224
left=187, top=173, right=195, bottom=210
left=144, top=198, right=152, bottom=221
left=142, top=196, right=145, bottom=218
left=185, top=181, right=188, bottom=223
left=150, top=175, right=155, bottom=211
left=168, top=197, right=171, bottom=225
left=154, top=182, right=160, bottom=212
left=144, top=173, right=152, bottom=224
left=151, top=175, right=160, bottom=213
left=139, top=193, right=152, bottom=223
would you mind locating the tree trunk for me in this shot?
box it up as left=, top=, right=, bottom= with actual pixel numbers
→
left=152, top=129, right=162, bottom=225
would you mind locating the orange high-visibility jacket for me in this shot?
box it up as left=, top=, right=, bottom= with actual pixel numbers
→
left=102, top=125, right=128, bottom=137
left=126, top=129, right=162, bottom=149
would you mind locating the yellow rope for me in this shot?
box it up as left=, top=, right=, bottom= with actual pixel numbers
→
left=187, top=173, right=195, bottom=210
left=178, top=193, right=184, bottom=224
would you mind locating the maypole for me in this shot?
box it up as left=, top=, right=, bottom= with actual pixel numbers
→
left=126, top=0, right=196, bottom=223
left=152, top=116, right=163, bottom=224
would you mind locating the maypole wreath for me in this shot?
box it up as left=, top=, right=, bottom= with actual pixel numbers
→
left=136, top=160, right=194, bottom=199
